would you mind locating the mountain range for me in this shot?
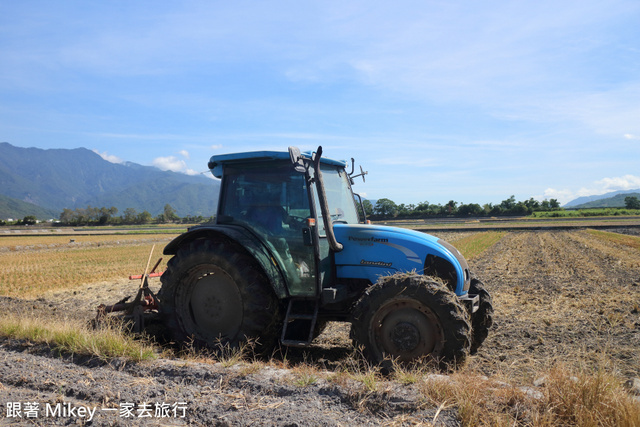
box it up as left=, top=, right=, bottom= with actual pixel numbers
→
left=1, top=142, right=637, bottom=220
left=564, top=189, right=640, bottom=208
left=0, top=142, right=220, bottom=220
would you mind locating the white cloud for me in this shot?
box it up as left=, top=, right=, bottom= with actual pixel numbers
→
left=210, top=144, right=223, bottom=150
left=152, top=156, right=205, bottom=176
left=179, top=150, right=189, bottom=159
left=93, top=149, right=123, bottom=164
left=542, top=188, right=576, bottom=205
left=152, top=156, right=187, bottom=172
left=543, top=174, right=640, bottom=205
left=624, top=134, right=640, bottom=140
left=595, top=175, right=640, bottom=192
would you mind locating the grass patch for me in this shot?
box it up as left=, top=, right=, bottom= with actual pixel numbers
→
left=292, top=365, right=319, bottom=387
left=531, top=209, right=640, bottom=218
left=0, top=315, right=157, bottom=362
left=419, top=364, right=640, bottom=426
left=174, top=337, right=261, bottom=370
left=585, top=229, right=640, bottom=251
left=391, top=358, right=433, bottom=385
left=450, top=231, right=506, bottom=260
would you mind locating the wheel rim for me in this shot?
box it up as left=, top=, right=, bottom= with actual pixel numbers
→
left=184, top=266, right=243, bottom=342
left=370, top=299, right=443, bottom=362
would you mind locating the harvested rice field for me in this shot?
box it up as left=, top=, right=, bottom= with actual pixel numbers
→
left=0, top=227, right=639, bottom=425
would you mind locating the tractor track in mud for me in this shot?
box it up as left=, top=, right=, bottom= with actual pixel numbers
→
left=1, top=228, right=639, bottom=425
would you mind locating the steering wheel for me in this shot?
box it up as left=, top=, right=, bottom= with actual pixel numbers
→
left=284, top=214, right=308, bottom=230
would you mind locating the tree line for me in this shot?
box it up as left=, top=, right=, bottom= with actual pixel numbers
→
left=56, top=204, right=213, bottom=226
left=2, top=195, right=639, bottom=226
left=363, top=195, right=562, bottom=220
left=365, top=195, right=640, bottom=219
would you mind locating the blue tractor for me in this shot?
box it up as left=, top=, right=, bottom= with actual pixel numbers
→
left=159, top=146, right=493, bottom=367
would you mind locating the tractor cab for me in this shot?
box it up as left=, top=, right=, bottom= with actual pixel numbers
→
left=208, top=149, right=360, bottom=298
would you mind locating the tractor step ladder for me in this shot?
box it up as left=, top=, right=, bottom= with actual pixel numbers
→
left=280, top=298, right=319, bottom=347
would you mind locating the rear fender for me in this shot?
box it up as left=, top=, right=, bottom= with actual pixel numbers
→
left=163, top=225, right=288, bottom=299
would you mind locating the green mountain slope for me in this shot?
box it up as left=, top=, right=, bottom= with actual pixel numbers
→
left=570, top=192, right=640, bottom=208
left=0, top=194, right=59, bottom=220
left=0, top=142, right=220, bottom=218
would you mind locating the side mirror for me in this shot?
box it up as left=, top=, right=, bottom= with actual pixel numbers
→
left=288, top=146, right=306, bottom=173
left=350, top=165, right=367, bottom=184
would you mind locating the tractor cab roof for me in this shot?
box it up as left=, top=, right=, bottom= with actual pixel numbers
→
left=208, top=150, right=346, bottom=178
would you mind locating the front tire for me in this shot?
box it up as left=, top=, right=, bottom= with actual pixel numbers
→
left=469, top=277, right=493, bottom=354
left=350, top=275, right=471, bottom=369
left=158, top=238, right=282, bottom=353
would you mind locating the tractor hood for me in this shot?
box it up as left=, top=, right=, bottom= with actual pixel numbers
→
left=332, top=224, right=470, bottom=295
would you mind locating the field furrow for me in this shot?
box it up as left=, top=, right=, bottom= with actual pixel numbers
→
left=469, top=230, right=640, bottom=381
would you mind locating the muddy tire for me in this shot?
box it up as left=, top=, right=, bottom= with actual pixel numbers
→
left=350, top=274, right=471, bottom=369
left=469, top=277, right=493, bottom=354
left=158, top=238, right=282, bottom=353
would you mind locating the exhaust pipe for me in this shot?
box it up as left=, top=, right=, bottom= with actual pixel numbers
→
left=313, top=146, right=343, bottom=253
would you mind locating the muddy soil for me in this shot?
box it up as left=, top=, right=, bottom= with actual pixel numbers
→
left=1, top=229, right=639, bottom=425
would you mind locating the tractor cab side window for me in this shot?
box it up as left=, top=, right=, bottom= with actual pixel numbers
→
left=219, top=163, right=316, bottom=293
left=220, top=164, right=311, bottom=233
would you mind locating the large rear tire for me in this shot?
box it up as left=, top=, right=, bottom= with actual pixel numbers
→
left=350, top=275, right=471, bottom=369
left=469, top=277, right=493, bottom=354
left=158, top=238, right=282, bottom=353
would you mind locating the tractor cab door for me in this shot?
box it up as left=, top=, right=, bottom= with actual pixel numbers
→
left=218, top=162, right=318, bottom=297
left=308, top=162, right=361, bottom=289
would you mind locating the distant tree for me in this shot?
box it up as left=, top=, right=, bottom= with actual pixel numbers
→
left=137, top=210, right=153, bottom=224
left=397, top=203, right=413, bottom=216
left=362, top=199, right=374, bottom=217
left=374, top=198, right=398, bottom=218
left=59, top=208, right=74, bottom=224
left=488, top=204, right=503, bottom=216
left=500, top=195, right=516, bottom=212
left=625, top=196, right=640, bottom=209
left=444, top=200, right=458, bottom=215
left=524, top=197, right=540, bottom=211
left=163, top=204, right=179, bottom=222
left=98, top=206, right=118, bottom=225
left=22, top=215, right=37, bottom=225
left=549, top=199, right=560, bottom=209
left=57, top=205, right=121, bottom=225
left=513, top=202, right=530, bottom=215
left=181, top=215, right=204, bottom=224
left=458, top=203, right=484, bottom=216
left=415, top=201, right=430, bottom=212
left=122, top=208, right=138, bottom=224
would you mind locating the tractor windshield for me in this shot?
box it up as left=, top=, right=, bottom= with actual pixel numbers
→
left=313, top=164, right=359, bottom=237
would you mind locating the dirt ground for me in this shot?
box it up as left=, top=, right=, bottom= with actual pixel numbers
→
left=1, top=229, right=639, bottom=425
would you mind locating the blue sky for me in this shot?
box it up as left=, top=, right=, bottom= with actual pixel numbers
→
left=1, top=1, right=639, bottom=206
